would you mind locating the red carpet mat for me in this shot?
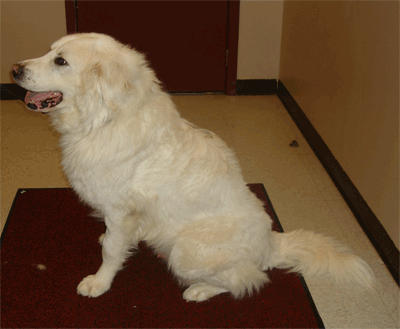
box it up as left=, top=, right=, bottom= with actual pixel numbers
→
left=1, top=184, right=324, bottom=328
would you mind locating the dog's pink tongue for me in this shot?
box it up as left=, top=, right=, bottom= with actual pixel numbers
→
left=25, top=91, right=55, bottom=105
left=24, top=91, right=63, bottom=111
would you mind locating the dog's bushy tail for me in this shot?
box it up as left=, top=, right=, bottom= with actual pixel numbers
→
left=271, top=230, right=375, bottom=289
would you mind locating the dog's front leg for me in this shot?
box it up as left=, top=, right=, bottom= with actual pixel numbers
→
left=77, top=216, right=132, bottom=298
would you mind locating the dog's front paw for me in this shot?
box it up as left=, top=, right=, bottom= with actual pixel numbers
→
left=77, top=274, right=111, bottom=298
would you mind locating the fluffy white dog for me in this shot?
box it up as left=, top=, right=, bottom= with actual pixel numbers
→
left=13, top=33, right=374, bottom=302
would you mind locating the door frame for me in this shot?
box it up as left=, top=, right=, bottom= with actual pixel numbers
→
left=65, top=0, right=239, bottom=95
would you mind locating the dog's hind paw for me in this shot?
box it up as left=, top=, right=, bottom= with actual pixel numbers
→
left=77, top=274, right=110, bottom=298
left=183, top=283, right=228, bottom=302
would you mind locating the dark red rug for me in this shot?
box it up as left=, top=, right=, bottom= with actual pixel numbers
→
left=1, top=184, right=324, bottom=328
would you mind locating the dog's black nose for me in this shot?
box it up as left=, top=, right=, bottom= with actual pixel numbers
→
left=12, top=64, right=24, bottom=79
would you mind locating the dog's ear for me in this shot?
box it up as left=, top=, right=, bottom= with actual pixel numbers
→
left=78, top=47, right=157, bottom=122
left=92, top=57, right=135, bottom=112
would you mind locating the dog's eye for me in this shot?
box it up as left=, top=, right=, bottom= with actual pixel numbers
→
left=54, top=57, right=68, bottom=66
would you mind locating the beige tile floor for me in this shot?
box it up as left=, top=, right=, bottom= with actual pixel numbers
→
left=1, top=96, right=399, bottom=328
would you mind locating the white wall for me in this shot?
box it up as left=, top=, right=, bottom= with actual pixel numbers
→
left=237, top=0, right=283, bottom=79
left=1, top=0, right=67, bottom=84
left=279, top=1, right=399, bottom=248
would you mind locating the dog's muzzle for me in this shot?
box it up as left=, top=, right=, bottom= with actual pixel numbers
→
left=11, top=63, right=64, bottom=112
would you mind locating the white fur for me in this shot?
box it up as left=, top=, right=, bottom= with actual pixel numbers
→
left=14, top=33, right=374, bottom=301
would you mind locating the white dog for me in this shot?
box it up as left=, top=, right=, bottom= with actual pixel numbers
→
left=13, top=33, right=374, bottom=302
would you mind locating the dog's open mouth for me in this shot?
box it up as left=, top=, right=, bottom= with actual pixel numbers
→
left=24, top=91, right=63, bottom=111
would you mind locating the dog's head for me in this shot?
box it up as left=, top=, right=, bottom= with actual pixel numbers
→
left=12, top=33, right=158, bottom=126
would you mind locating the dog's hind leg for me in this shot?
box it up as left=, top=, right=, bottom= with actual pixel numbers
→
left=77, top=210, right=139, bottom=298
left=182, top=263, right=269, bottom=302
left=169, top=241, right=269, bottom=302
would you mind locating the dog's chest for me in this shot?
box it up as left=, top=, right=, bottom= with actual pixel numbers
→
left=61, top=148, right=133, bottom=206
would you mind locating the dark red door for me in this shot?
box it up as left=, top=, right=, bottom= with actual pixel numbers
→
left=69, top=1, right=232, bottom=92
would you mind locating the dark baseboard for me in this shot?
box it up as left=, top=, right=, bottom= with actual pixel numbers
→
left=1, top=83, right=27, bottom=100
left=277, top=80, right=399, bottom=285
left=2, top=80, right=278, bottom=98
left=1, top=80, right=276, bottom=98
left=236, top=79, right=277, bottom=95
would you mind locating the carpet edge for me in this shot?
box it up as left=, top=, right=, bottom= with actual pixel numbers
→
left=254, top=183, right=325, bottom=329
left=1, top=189, right=25, bottom=249
left=1, top=188, right=73, bottom=249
